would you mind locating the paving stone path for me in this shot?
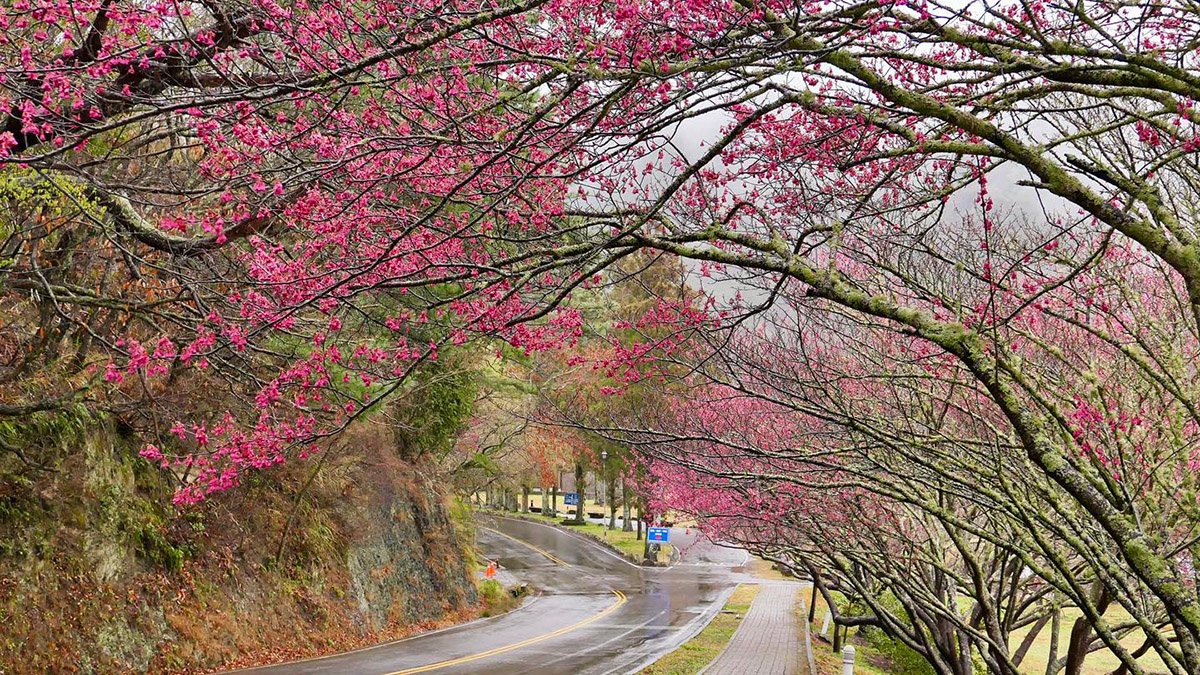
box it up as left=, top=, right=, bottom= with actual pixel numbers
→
left=703, top=583, right=807, bottom=675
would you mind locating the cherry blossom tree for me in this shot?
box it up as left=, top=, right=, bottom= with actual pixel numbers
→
left=0, top=0, right=582, bottom=502
left=539, top=3, right=1200, bottom=672
left=576, top=233, right=1200, bottom=675
left=5, top=3, right=1200, bottom=673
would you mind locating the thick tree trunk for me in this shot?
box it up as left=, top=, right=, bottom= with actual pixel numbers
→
left=1065, top=584, right=1111, bottom=675
left=571, top=462, right=586, bottom=524
left=621, top=481, right=632, bottom=532
left=958, top=630, right=972, bottom=675
left=1046, top=607, right=1062, bottom=675
left=606, top=474, right=617, bottom=529
left=550, top=485, right=558, bottom=517
left=521, top=486, right=529, bottom=513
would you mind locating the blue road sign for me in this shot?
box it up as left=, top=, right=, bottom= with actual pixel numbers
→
left=647, top=526, right=670, bottom=543
left=563, top=492, right=580, bottom=506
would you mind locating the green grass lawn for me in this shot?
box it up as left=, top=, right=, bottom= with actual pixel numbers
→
left=1007, top=605, right=1169, bottom=675
left=805, top=589, right=1171, bottom=675
left=510, top=510, right=673, bottom=564
left=639, top=584, right=760, bottom=674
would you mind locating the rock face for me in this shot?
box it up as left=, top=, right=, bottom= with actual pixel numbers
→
left=345, top=478, right=479, bottom=633
left=0, top=419, right=478, bottom=674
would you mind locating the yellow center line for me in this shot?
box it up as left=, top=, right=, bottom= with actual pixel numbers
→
left=384, top=590, right=627, bottom=675
left=479, top=526, right=572, bottom=567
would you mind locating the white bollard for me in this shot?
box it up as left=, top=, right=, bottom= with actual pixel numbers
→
left=820, top=611, right=832, bottom=638
left=842, top=645, right=856, bottom=675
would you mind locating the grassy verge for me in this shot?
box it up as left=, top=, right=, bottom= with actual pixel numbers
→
left=746, top=556, right=795, bottom=581
left=639, top=584, right=759, bottom=674
left=499, top=510, right=673, bottom=565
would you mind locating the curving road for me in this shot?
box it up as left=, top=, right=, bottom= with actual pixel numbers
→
left=238, top=516, right=749, bottom=675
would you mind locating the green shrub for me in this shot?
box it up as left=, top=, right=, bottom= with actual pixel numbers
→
left=864, top=629, right=936, bottom=675
left=857, top=593, right=935, bottom=675
left=479, top=579, right=505, bottom=604
left=478, top=579, right=511, bottom=617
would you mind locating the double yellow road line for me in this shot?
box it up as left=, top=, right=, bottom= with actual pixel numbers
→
left=385, top=526, right=626, bottom=674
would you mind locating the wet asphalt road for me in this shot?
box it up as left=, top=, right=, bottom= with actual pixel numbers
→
left=240, top=516, right=749, bottom=675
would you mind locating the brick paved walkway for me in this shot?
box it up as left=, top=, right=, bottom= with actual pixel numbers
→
left=703, top=583, right=805, bottom=675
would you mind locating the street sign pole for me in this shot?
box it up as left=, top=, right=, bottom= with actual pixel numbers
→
left=644, top=526, right=670, bottom=563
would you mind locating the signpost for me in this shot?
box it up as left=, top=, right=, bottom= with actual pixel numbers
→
left=647, top=526, right=670, bottom=543
left=563, top=492, right=580, bottom=506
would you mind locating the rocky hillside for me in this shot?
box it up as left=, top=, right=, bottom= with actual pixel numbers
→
left=0, top=415, right=479, bottom=674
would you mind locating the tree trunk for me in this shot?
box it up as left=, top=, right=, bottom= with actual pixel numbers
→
left=621, top=481, right=632, bottom=532
left=809, top=579, right=819, bottom=623
left=608, top=477, right=617, bottom=529
left=550, top=485, right=558, bottom=517
left=1064, top=584, right=1111, bottom=675
left=1046, top=606, right=1061, bottom=675
left=958, top=629, right=972, bottom=675
left=572, top=462, right=586, bottom=524
left=521, top=486, right=529, bottom=513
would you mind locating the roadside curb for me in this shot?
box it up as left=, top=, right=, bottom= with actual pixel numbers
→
left=799, top=595, right=818, bottom=675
